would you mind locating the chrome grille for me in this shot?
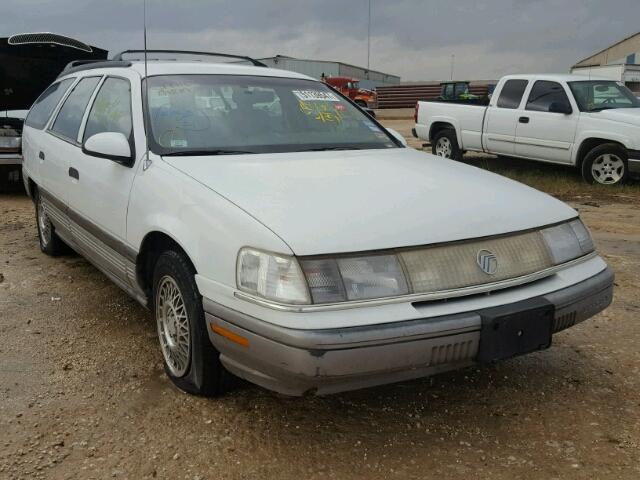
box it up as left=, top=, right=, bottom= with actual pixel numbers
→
left=400, top=230, right=554, bottom=294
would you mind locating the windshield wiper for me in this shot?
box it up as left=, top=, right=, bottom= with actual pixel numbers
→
left=162, top=149, right=255, bottom=156
left=301, top=146, right=365, bottom=152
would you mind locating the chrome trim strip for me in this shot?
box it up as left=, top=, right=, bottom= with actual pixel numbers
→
left=233, top=252, right=598, bottom=312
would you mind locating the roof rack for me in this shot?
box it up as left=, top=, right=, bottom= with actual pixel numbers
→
left=112, top=49, right=267, bottom=67
left=57, top=60, right=132, bottom=78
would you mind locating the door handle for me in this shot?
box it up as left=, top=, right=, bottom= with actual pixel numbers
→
left=68, top=167, right=79, bottom=180
left=39, top=151, right=45, bottom=160
left=519, top=116, right=530, bottom=124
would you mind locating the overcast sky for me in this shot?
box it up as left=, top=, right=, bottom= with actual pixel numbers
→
left=2, top=0, right=639, bottom=81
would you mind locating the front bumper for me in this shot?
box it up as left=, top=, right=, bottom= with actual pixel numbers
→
left=627, top=151, right=640, bottom=177
left=204, top=266, right=614, bottom=396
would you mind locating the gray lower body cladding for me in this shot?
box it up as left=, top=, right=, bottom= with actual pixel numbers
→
left=204, top=267, right=614, bottom=396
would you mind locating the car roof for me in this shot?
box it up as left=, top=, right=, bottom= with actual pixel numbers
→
left=58, top=60, right=317, bottom=82
left=500, top=73, right=611, bottom=82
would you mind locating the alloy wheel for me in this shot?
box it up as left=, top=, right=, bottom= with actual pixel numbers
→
left=435, top=137, right=453, bottom=158
left=156, top=275, right=191, bottom=377
left=591, top=154, right=625, bottom=185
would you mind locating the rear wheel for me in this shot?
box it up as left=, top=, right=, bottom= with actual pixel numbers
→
left=35, top=190, right=67, bottom=256
left=581, top=143, right=628, bottom=185
left=432, top=129, right=462, bottom=161
left=153, top=249, right=224, bottom=396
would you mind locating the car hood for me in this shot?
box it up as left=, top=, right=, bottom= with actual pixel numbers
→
left=163, top=148, right=576, bottom=256
left=590, top=108, right=640, bottom=126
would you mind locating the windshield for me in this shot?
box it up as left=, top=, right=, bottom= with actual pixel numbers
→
left=145, top=75, right=397, bottom=155
left=568, top=80, right=640, bottom=112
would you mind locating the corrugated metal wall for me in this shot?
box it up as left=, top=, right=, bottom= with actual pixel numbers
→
left=377, top=83, right=490, bottom=109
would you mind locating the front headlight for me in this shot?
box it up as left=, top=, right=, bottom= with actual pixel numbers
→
left=541, top=219, right=594, bottom=264
left=300, top=254, right=408, bottom=303
left=236, top=248, right=310, bottom=304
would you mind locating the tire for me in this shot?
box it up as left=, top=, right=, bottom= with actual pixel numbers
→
left=35, top=189, right=67, bottom=256
left=152, top=249, right=224, bottom=396
left=581, top=143, right=628, bottom=185
left=355, top=100, right=367, bottom=107
left=432, top=129, right=463, bottom=161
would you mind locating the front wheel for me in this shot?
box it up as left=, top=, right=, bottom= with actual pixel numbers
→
left=581, top=144, right=628, bottom=185
left=153, top=249, right=225, bottom=396
left=432, top=129, right=462, bottom=161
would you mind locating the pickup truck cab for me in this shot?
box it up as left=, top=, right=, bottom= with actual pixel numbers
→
left=415, top=74, right=640, bottom=185
left=22, top=58, right=613, bottom=397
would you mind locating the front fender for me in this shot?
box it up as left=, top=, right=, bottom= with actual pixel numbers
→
left=127, top=159, right=293, bottom=294
left=572, top=130, right=636, bottom=164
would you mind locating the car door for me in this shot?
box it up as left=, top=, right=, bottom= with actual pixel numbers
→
left=44, top=76, right=102, bottom=205
left=514, top=80, right=579, bottom=163
left=66, top=73, right=141, bottom=280
left=21, top=78, right=76, bottom=195
left=482, top=79, right=529, bottom=155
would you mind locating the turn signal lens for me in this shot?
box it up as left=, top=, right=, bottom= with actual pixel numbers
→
left=236, top=248, right=310, bottom=305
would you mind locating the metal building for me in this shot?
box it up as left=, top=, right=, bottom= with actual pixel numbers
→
left=257, top=55, right=401, bottom=89
left=571, top=31, right=640, bottom=93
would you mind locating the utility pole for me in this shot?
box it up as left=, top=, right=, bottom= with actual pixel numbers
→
left=450, top=54, right=455, bottom=81
left=366, top=0, right=371, bottom=80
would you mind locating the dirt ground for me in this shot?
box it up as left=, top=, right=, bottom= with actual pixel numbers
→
left=1, top=119, right=640, bottom=479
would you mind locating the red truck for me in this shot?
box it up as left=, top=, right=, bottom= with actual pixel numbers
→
left=322, top=76, right=378, bottom=109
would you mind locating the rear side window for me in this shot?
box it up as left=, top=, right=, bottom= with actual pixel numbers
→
left=526, top=81, right=571, bottom=112
left=50, top=77, right=101, bottom=141
left=497, top=80, right=528, bottom=109
left=83, top=78, right=133, bottom=141
left=24, top=79, right=74, bottom=129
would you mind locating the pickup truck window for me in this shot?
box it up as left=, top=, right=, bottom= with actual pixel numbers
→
left=525, top=81, right=571, bottom=113
left=496, top=79, right=528, bottom=109
left=51, top=76, right=101, bottom=142
left=568, top=80, right=640, bottom=112
left=24, top=78, right=74, bottom=130
left=145, top=75, right=397, bottom=155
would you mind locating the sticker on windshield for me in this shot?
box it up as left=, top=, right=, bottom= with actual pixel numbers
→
left=170, top=139, right=188, bottom=148
left=292, top=90, right=340, bottom=102
left=299, top=101, right=345, bottom=123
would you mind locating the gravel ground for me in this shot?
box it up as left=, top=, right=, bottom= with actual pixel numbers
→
left=1, top=124, right=640, bottom=479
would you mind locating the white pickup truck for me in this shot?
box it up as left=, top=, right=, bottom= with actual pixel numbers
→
left=414, top=74, right=640, bottom=185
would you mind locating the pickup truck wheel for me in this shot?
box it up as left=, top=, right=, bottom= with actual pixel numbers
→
left=35, top=190, right=67, bottom=256
left=153, top=250, right=224, bottom=397
left=582, top=144, right=628, bottom=185
left=432, top=130, right=462, bottom=161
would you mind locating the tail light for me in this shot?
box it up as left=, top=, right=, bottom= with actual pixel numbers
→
left=414, top=102, right=419, bottom=123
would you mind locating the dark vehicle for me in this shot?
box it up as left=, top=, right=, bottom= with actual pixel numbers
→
left=0, top=33, right=107, bottom=190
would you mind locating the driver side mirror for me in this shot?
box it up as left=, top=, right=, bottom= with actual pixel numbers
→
left=82, top=132, right=134, bottom=166
left=548, top=102, right=572, bottom=115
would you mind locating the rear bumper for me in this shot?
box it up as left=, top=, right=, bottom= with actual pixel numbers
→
left=0, top=153, right=22, bottom=166
left=204, top=266, right=614, bottom=396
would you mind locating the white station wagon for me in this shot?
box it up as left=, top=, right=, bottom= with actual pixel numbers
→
left=22, top=51, right=614, bottom=396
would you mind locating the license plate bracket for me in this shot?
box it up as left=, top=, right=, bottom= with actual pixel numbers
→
left=477, top=298, right=554, bottom=363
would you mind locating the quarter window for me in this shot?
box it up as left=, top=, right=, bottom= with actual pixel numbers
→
left=50, top=77, right=101, bottom=141
left=497, top=79, right=528, bottom=109
left=526, top=81, right=571, bottom=112
left=83, top=78, right=133, bottom=141
left=24, top=79, right=74, bottom=129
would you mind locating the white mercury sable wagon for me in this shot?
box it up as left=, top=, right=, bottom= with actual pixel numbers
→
left=22, top=51, right=614, bottom=396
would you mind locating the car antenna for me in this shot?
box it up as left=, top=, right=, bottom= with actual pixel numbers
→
left=142, top=0, right=152, bottom=171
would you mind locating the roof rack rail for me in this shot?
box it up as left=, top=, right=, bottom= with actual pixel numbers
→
left=57, top=60, right=132, bottom=78
left=111, top=49, right=267, bottom=67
